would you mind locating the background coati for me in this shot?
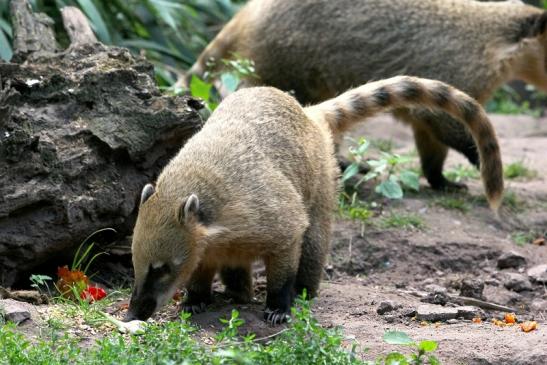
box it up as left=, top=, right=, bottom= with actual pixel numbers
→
left=187, top=0, right=547, bottom=190
left=125, top=76, right=503, bottom=325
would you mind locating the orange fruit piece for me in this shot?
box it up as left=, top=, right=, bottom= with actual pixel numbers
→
left=520, top=321, right=538, bottom=333
left=504, top=313, right=517, bottom=324
left=472, top=317, right=482, bottom=324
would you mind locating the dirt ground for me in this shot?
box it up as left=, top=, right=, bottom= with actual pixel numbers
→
left=6, top=114, right=547, bottom=364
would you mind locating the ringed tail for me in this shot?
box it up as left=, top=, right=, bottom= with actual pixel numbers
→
left=304, top=76, right=504, bottom=211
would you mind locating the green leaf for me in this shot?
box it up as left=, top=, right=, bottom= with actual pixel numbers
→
left=76, top=0, right=112, bottom=44
left=342, top=163, right=360, bottom=182
left=375, top=177, right=403, bottom=199
left=0, top=28, right=12, bottom=61
left=220, top=72, right=240, bottom=92
left=383, top=331, right=414, bottom=345
left=190, top=75, right=212, bottom=101
left=399, top=170, right=420, bottom=191
left=121, top=39, right=193, bottom=64
left=428, top=355, right=441, bottom=365
left=384, top=352, right=409, bottom=365
left=418, top=340, right=438, bottom=353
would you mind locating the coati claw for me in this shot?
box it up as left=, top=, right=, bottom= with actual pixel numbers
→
left=181, top=302, right=207, bottom=315
left=263, top=308, right=289, bottom=325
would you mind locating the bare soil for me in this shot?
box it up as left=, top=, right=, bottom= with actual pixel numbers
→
left=8, top=114, right=547, bottom=365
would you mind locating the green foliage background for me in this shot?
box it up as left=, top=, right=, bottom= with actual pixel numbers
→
left=0, top=0, right=245, bottom=86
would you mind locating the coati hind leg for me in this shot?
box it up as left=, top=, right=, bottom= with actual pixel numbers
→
left=181, top=263, right=216, bottom=314
left=394, top=108, right=467, bottom=191
left=263, top=243, right=301, bottom=325
left=220, top=264, right=253, bottom=304
left=295, top=208, right=331, bottom=299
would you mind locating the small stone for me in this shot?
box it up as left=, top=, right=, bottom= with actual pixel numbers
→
left=421, top=285, right=449, bottom=305
left=0, top=299, right=31, bottom=325
left=460, top=278, right=485, bottom=299
left=527, top=264, right=547, bottom=284
left=504, top=273, right=532, bottom=292
left=376, top=300, right=399, bottom=315
left=530, top=299, right=547, bottom=312
left=484, top=278, right=500, bottom=286
left=456, top=306, right=485, bottom=320
left=384, top=315, right=397, bottom=323
left=400, top=307, right=417, bottom=318
left=446, top=319, right=459, bottom=325
left=497, top=251, right=527, bottom=269
left=416, top=304, right=458, bottom=322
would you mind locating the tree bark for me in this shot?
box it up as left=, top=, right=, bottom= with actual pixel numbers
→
left=0, top=0, right=203, bottom=287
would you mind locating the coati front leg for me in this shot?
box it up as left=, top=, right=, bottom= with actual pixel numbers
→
left=263, top=244, right=300, bottom=325
left=181, top=263, right=216, bottom=314
left=220, top=265, right=253, bottom=304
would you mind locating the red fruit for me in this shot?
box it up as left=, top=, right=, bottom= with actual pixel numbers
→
left=80, top=286, right=107, bottom=302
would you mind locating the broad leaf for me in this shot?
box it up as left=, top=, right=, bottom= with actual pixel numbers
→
left=385, top=352, right=409, bottom=365
left=220, top=72, right=240, bottom=92
left=342, top=163, right=360, bottom=182
left=76, top=0, right=111, bottom=43
left=190, top=75, right=212, bottom=101
left=375, top=178, right=403, bottom=199
left=383, top=331, right=414, bottom=345
left=418, top=340, right=438, bottom=353
left=399, top=170, right=420, bottom=191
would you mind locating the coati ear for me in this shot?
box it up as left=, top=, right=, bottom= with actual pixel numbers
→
left=516, top=12, right=547, bottom=41
left=140, top=184, right=155, bottom=205
left=176, top=194, right=200, bottom=225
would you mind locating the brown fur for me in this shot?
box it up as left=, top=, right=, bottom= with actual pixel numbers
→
left=126, top=77, right=503, bottom=324
left=187, top=0, right=547, bottom=190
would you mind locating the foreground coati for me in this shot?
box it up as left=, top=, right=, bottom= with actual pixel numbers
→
left=187, top=0, right=547, bottom=190
left=125, top=76, right=503, bottom=325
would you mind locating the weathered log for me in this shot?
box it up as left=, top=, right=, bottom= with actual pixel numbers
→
left=0, top=0, right=203, bottom=286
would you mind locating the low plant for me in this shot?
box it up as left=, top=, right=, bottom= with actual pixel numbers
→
left=443, top=164, right=479, bottom=184
left=368, top=331, right=441, bottom=365
left=342, top=137, right=421, bottom=200
left=511, top=231, right=538, bottom=246
left=339, top=192, right=374, bottom=222
left=503, top=161, right=537, bottom=180
left=380, top=212, right=426, bottom=230
left=486, top=84, right=542, bottom=117
left=434, top=196, right=470, bottom=213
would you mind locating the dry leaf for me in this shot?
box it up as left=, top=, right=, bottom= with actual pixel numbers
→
left=492, top=319, right=506, bottom=327
left=472, top=317, right=482, bottom=324
left=533, top=237, right=545, bottom=246
left=520, top=321, right=538, bottom=333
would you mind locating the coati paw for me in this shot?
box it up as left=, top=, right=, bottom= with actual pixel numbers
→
left=180, top=302, right=207, bottom=315
left=263, top=308, right=290, bottom=325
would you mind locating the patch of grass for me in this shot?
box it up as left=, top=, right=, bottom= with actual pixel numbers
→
left=511, top=231, right=538, bottom=246
left=380, top=212, right=426, bottom=230
left=504, top=161, right=537, bottom=180
left=473, top=189, right=527, bottom=212
left=0, top=296, right=365, bottom=365
left=444, top=165, right=479, bottom=184
left=434, top=196, right=470, bottom=213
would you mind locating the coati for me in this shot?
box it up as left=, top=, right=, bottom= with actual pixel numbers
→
left=187, top=0, right=547, bottom=190
left=125, top=76, right=503, bottom=325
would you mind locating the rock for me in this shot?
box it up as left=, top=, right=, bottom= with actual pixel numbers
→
left=383, top=315, right=397, bottom=323
left=456, top=306, right=485, bottom=320
left=400, top=307, right=417, bottom=318
left=421, top=285, right=449, bottom=305
left=460, top=278, right=485, bottom=299
left=0, top=299, right=31, bottom=324
left=530, top=299, right=547, bottom=312
left=504, top=273, right=532, bottom=292
left=376, top=300, right=400, bottom=315
left=505, top=274, right=533, bottom=292
left=416, top=304, right=458, bottom=322
left=497, top=251, right=527, bottom=269
left=527, top=264, right=547, bottom=284
left=446, top=319, right=459, bottom=324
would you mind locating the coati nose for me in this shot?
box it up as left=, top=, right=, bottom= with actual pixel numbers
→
left=125, top=296, right=157, bottom=321
left=123, top=310, right=137, bottom=322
